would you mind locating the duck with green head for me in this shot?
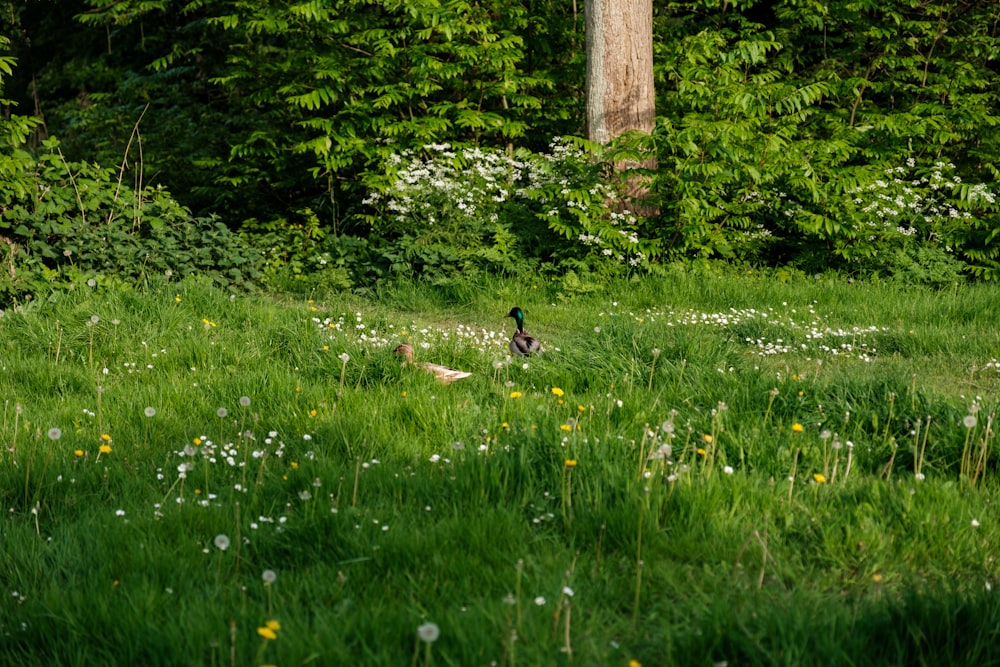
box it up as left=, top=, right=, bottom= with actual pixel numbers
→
left=506, top=307, right=541, bottom=356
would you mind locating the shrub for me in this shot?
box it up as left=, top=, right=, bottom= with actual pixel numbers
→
left=359, top=139, right=655, bottom=281
left=239, top=211, right=368, bottom=293
left=772, top=158, right=999, bottom=284
left=0, top=138, right=262, bottom=303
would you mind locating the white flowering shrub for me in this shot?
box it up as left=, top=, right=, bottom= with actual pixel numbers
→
left=360, top=139, right=654, bottom=278
left=836, top=160, right=999, bottom=282
left=525, top=138, right=655, bottom=271
left=845, top=160, right=986, bottom=243
left=768, top=158, right=999, bottom=283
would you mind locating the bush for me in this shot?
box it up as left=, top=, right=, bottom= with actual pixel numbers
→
left=359, top=139, right=655, bottom=281
left=772, top=158, right=999, bottom=283
left=239, top=211, right=369, bottom=293
left=0, top=138, right=262, bottom=304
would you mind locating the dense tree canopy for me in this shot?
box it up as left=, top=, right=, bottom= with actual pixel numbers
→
left=0, top=0, right=998, bottom=292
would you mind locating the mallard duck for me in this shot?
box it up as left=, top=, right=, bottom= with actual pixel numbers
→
left=394, top=342, right=472, bottom=384
left=506, top=307, right=542, bottom=356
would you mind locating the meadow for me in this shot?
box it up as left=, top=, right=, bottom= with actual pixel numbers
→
left=1, top=268, right=999, bottom=666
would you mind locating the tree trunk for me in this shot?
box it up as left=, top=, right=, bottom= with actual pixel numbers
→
left=585, top=0, right=656, bottom=213
left=585, top=0, right=655, bottom=143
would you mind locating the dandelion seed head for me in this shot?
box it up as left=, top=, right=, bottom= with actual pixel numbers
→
left=417, top=622, right=440, bottom=643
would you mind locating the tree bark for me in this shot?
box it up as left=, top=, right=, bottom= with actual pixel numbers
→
left=585, top=0, right=656, bottom=213
left=585, top=0, right=655, bottom=144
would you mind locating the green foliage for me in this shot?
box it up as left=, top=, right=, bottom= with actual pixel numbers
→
left=647, top=20, right=1000, bottom=280
left=527, top=136, right=660, bottom=273
left=24, top=0, right=580, bottom=230
left=822, top=159, right=998, bottom=283
left=652, top=29, right=845, bottom=261
left=360, top=139, right=658, bottom=280
left=0, top=138, right=262, bottom=303
left=0, top=32, right=43, bottom=198
left=161, top=0, right=549, bottom=228
left=360, top=143, right=542, bottom=280
left=239, top=211, right=367, bottom=293
left=5, top=0, right=1000, bottom=284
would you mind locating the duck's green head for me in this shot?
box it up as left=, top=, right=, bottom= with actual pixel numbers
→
left=506, top=307, right=525, bottom=329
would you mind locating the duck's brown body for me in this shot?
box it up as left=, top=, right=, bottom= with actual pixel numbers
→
left=394, top=343, right=472, bottom=384
left=506, top=307, right=541, bottom=356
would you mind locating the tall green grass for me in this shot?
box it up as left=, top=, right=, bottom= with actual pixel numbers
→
left=1, top=270, right=999, bottom=666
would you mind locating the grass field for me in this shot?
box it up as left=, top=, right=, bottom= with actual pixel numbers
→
left=1, top=268, right=999, bottom=666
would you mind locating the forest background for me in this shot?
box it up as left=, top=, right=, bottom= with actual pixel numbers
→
left=1, top=0, right=999, bottom=301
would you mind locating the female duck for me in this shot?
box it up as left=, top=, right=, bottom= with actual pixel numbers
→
left=506, top=307, right=541, bottom=356
left=394, top=342, right=472, bottom=384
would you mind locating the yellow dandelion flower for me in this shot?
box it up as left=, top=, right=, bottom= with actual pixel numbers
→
left=193, top=437, right=202, bottom=446
left=257, top=627, right=277, bottom=640
left=696, top=448, right=707, bottom=456
left=577, top=405, right=585, bottom=412
left=812, top=473, right=827, bottom=484
left=551, top=387, right=564, bottom=397
left=174, top=295, right=181, bottom=303
left=323, top=345, right=330, bottom=351
left=560, top=424, right=572, bottom=432
left=510, top=391, right=523, bottom=399
left=290, top=462, right=299, bottom=470
left=74, top=449, right=84, bottom=457
left=99, top=444, right=112, bottom=454
left=565, top=459, right=577, bottom=468
left=100, top=434, right=112, bottom=442
left=792, top=423, right=804, bottom=433
left=194, top=489, right=202, bottom=495
left=629, top=661, right=642, bottom=667
left=401, top=391, right=407, bottom=397
left=265, top=620, right=281, bottom=631
left=702, top=434, right=713, bottom=444
left=310, top=409, right=318, bottom=417
left=501, top=422, right=509, bottom=429
left=872, top=573, right=883, bottom=583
